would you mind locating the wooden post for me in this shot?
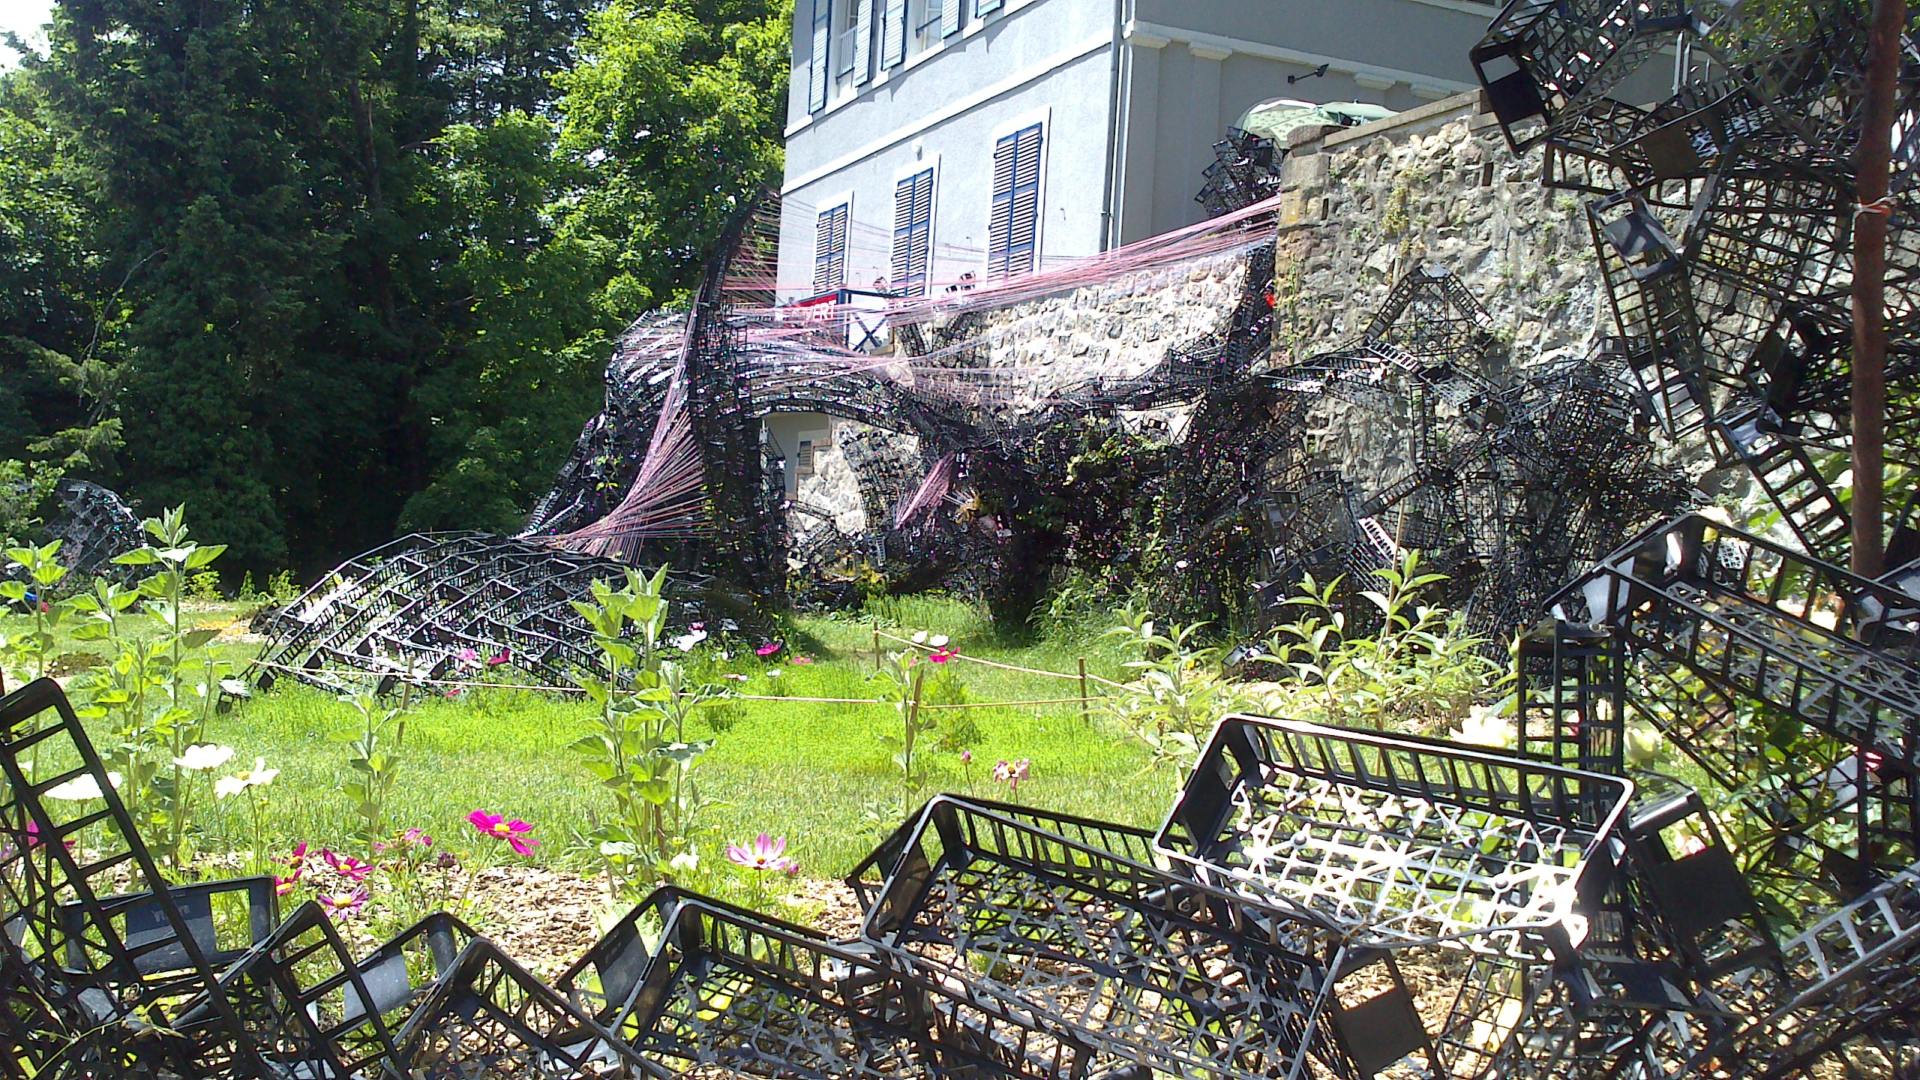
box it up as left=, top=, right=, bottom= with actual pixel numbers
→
left=1078, top=657, right=1091, bottom=724
left=1852, top=0, right=1905, bottom=578
left=873, top=628, right=882, bottom=671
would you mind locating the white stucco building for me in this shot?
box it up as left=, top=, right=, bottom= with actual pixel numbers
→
left=775, top=0, right=1517, bottom=302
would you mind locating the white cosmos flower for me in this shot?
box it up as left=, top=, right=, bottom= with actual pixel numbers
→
left=669, top=851, right=699, bottom=874
left=910, top=630, right=928, bottom=645
left=927, top=634, right=949, bottom=648
left=1451, top=706, right=1514, bottom=750
left=45, top=773, right=122, bottom=801
left=670, top=629, right=708, bottom=652
left=214, top=758, right=280, bottom=800
left=174, top=744, right=236, bottom=772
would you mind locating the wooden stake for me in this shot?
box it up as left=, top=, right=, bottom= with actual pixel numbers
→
left=1852, top=0, right=1905, bottom=578
left=873, top=628, right=882, bottom=671
left=1078, top=657, right=1091, bottom=724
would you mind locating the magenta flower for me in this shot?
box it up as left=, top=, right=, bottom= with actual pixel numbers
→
left=444, top=688, right=462, bottom=698
left=792, top=656, right=814, bottom=665
left=928, top=648, right=955, bottom=663
left=317, top=887, right=368, bottom=915
left=690, top=622, right=705, bottom=631
left=723, top=672, right=750, bottom=682
left=402, top=828, right=434, bottom=848
left=274, top=875, right=300, bottom=897
left=486, top=648, right=511, bottom=666
left=468, top=810, right=539, bottom=856
left=458, top=647, right=478, bottom=666
left=321, top=849, right=374, bottom=883
left=282, top=842, right=311, bottom=876
left=960, top=750, right=972, bottom=765
left=755, top=641, right=783, bottom=658
left=726, top=833, right=798, bottom=873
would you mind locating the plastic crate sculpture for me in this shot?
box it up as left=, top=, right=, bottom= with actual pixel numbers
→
left=252, top=531, right=723, bottom=694
left=859, top=795, right=1434, bottom=1080
left=561, top=888, right=1093, bottom=1079
left=1156, top=715, right=1639, bottom=1079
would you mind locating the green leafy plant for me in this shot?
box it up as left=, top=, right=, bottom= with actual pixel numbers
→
left=1103, top=604, right=1251, bottom=772
left=570, top=566, right=720, bottom=899
left=68, top=505, right=235, bottom=871
left=0, top=539, right=74, bottom=686
left=339, top=688, right=411, bottom=849
left=871, top=650, right=940, bottom=805
left=1256, top=552, right=1500, bottom=734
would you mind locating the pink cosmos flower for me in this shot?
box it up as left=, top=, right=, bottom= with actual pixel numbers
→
left=960, top=750, right=972, bottom=765
left=722, top=672, right=750, bottom=682
left=282, top=842, right=310, bottom=876
left=458, top=648, right=478, bottom=666
left=23, top=819, right=69, bottom=852
left=317, top=887, right=368, bottom=915
left=993, top=759, right=1030, bottom=796
left=691, top=622, right=705, bottom=631
left=486, top=648, right=511, bottom=666
left=928, top=648, right=954, bottom=663
left=792, top=656, right=814, bottom=665
left=756, top=641, right=783, bottom=658
left=402, top=828, right=434, bottom=848
left=468, top=810, right=539, bottom=856
left=322, top=849, right=374, bottom=883
left=445, top=688, right=462, bottom=698
left=726, top=833, right=798, bottom=873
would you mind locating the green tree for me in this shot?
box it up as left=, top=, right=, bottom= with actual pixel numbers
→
left=554, top=0, right=789, bottom=313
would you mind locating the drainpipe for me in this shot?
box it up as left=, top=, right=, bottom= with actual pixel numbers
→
left=1098, top=0, right=1127, bottom=250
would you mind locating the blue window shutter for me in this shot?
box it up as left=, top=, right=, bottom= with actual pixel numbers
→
left=814, top=204, right=848, bottom=293
left=852, top=0, right=872, bottom=85
left=976, top=0, right=1003, bottom=15
left=940, top=0, right=961, bottom=38
left=808, top=0, right=830, bottom=113
left=893, top=169, right=934, bottom=296
left=881, top=0, right=906, bottom=67
left=989, top=124, right=1042, bottom=277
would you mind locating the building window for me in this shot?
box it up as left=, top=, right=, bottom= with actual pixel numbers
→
left=814, top=202, right=849, bottom=293
left=808, top=0, right=830, bottom=113
left=975, top=0, right=1002, bottom=16
left=919, top=0, right=958, bottom=39
left=797, top=441, right=816, bottom=477
left=837, top=0, right=871, bottom=82
left=988, top=123, right=1043, bottom=278
left=892, top=168, right=934, bottom=297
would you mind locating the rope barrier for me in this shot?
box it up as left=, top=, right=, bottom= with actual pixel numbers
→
left=247, top=658, right=1115, bottom=713
left=871, top=629, right=1087, bottom=681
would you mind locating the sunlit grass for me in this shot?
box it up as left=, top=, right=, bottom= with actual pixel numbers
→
left=9, top=594, right=1173, bottom=885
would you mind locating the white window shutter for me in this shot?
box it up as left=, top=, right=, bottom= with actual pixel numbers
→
left=940, top=0, right=961, bottom=38
left=852, top=0, right=872, bottom=85
left=881, top=0, right=906, bottom=67
left=808, top=0, right=830, bottom=112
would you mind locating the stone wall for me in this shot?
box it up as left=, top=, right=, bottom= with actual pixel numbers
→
left=959, top=252, right=1252, bottom=388
left=1269, top=95, right=1607, bottom=372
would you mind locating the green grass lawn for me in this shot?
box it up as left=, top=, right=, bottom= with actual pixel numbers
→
left=7, top=592, right=1175, bottom=892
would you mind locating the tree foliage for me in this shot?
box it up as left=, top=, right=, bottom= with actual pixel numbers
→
left=0, top=0, right=788, bottom=574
